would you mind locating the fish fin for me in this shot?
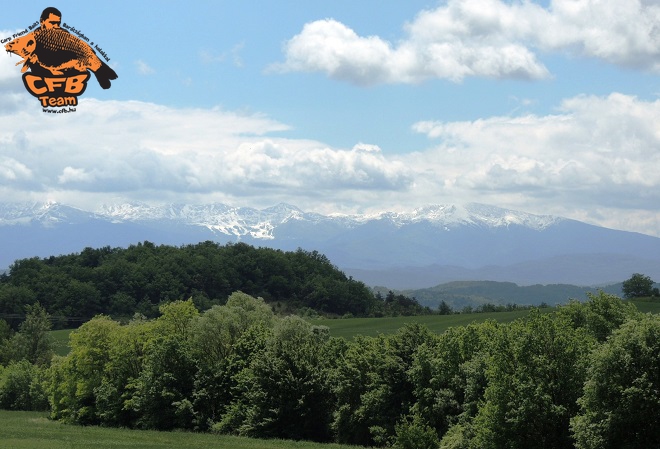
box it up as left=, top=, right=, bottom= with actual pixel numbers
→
left=93, top=62, right=118, bottom=89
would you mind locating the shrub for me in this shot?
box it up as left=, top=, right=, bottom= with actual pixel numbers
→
left=394, top=416, right=440, bottom=449
left=0, top=360, right=48, bottom=411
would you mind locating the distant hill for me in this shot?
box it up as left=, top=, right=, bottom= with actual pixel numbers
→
left=345, top=253, right=660, bottom=290
left=389, top=280, right=625, bottom=311
left=2, top=201, right=660, bottom=288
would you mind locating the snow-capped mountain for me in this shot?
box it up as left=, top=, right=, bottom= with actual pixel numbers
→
left=94, top=202, right=561, bottom=235
left=0, top=201, right=99, bottom=227
left=96, top=202, right=327, bottom=239
left=1, top=201, right=659, bottom=288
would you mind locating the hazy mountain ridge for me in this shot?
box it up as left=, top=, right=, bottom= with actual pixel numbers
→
left=394, top=280, right=625, bottom=310
left=1, top=201, right=659, bottom=288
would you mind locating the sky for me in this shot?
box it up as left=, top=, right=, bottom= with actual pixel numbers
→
left=1, top=0, right=659, bottom=237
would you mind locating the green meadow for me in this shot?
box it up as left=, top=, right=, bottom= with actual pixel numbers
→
left=49, top=299, right=660, bottom=348
left=312, top=308, right=548, bottom=339
left=49, top=329, right=73, bottom=357
left=314, top=299, right=660, bottom=339
left=629, top=298, right=660, bottom=314
left=0, top=410, right=362, bottom=449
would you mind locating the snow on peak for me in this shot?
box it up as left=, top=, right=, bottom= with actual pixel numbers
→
left=0, top=201, right=97, bottom=227
left=342, top=203, right=562, bottom=230
left=412, top=203, right=562, bottom=230
left=1, top=201, right=563, bottom=235
left=96, top=202, right=322, bottom=239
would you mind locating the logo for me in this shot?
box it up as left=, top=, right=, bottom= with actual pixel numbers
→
left=3, top=7, right=117, bottom=113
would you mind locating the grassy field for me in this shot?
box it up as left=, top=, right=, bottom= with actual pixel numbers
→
left=50, top=329, right=72, bottom=357
left=629, top=298, right=660, bottom=314
left=311, top=309, right=548, bottom=339
left=313, top=300, right=660, bottom=339
left=0, top=410, right=362, bottom=449
left=49, top=300, right=660, bottom=347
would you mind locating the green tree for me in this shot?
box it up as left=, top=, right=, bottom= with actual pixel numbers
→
left=47, top=315, right=120, bottom=424
left=0, top=318, right=10, bottom=342
left=410, top=321, right=497, bottom=443
left=394, top=415, right=440, bottom=449
left=571, top=314, right=660, bottom=449
left=332, top=334, right=391, bottom=446
left=125, top=298, right=200, bottom=430
left=557, top=291, right=639, bottom=342
left=94, top=317, right=155, bottom=427
left=154, top=298, right=199, bottom=340
left=220, top=316, right=341, bottom=442
left=127, top=335, right=197, bottom=430
left=438, top=300, right=453, bottom=315
left=0, top=319, right=12, bottom=364
left=210, top=323, right=273, bottom=434
left=622, top=273, right=655, bottom=298
left=191, top=292, right=275, bottom=429
left=333, top=323, right=436, bottom=446
left=0, top=359, right=48, bottom=411
left=468, top=311, right=595, bottom=449
left=0, top=285, right=36, bottom=328
left=6, top=303, right=54, bottom=366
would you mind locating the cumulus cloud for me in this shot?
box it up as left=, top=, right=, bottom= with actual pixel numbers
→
left=0, top=156, right=32, bottom=182
left=274, top=0, right=660, bottom=84
left=0, top=98, right=413, bottom=208
left=406, top=93, right=660, bottom=233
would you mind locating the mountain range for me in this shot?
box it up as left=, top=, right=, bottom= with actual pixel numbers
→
left=1, top=201, right=659, bottom=289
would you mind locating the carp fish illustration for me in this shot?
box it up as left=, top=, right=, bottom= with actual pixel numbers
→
left=5, top=26, right=117, bottom=89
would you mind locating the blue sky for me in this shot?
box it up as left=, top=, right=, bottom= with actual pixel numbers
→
left=1, top=1, right=660, bottom=237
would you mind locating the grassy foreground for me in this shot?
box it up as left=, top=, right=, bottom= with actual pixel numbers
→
left=0, top=410, right=362, bottom=449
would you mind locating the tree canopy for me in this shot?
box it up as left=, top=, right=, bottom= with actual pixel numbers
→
left=622, top=273, right=656, bottom=299
left=0, top=290, right=658, bottom=448
left=0, top=241, right=428, bottom=325
left=571, top=314, right=660, bottom=448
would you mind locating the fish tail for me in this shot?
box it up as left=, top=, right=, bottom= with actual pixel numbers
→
left=93, top=61, right=118, bottom=89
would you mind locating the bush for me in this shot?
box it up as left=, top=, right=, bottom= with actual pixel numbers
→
left=394, top=416, right=440, bottom=449
left=0, top=360, right=48, bottom=411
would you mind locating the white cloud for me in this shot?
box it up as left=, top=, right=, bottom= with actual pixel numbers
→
left=0, top=98, right=412, bottom=207
left=406, top=93, right=660, bottom=234
left=200, top=43, right=245, bottom=67
left=0, top=156, right=32, bottom=182
left=135, top=59, right=155, bottom=75
left=275, top=0, right=660, bottom=85
left=271, top=19, right=398, bottom=85
left=58, top=166, right=96, bottom=185
left=537, top=0, right=660, bottom=69
left=272, top=17, right=548, bottom=85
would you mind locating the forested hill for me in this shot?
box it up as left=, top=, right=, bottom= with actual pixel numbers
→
left=0, top=241, right=427, bottom=326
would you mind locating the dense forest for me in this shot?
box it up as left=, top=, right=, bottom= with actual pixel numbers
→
left=0, top=241, right=430, bottom=327
left=0, top=291, right=658, bottom=448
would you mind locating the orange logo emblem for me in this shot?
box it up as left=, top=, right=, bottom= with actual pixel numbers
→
left=4, top=7, right=117, bottom=112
